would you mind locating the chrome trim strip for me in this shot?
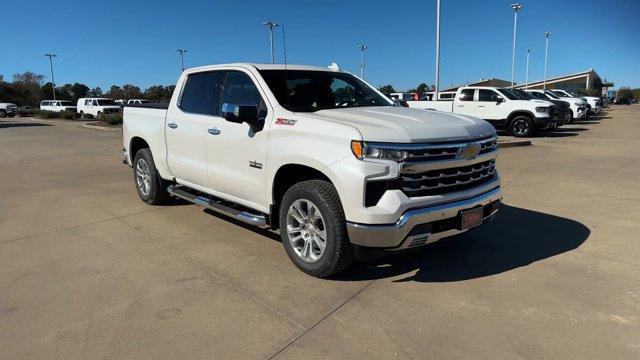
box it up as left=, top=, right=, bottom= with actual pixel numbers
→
left=346, top=186, right=502, bottom=248
left=363, top=135, right=498, bottom=151
left=401, top=151, right=497, bottom=173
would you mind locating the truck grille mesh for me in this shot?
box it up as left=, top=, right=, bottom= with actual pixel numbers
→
left=401, top=160, right=495, bottom=197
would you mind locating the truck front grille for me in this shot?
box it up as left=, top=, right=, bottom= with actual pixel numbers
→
left=401, top=160, right=495, bottom=197
left=363, top=136, right=498, bottom=206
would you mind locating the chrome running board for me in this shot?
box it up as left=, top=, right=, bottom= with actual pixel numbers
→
left=167, top=185, right=268, bottom=228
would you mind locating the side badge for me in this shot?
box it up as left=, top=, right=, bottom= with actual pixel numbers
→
left=249, top=161, right=263, bottom=169
left=275, top=118, right=297, bottom=126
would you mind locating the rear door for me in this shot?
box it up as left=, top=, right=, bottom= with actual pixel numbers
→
left=453, top=88, right=478, bottom=117
left=165, top=71, right=225, bottom=187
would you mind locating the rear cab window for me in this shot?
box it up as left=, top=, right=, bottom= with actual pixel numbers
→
left=178, top=71, right=225, bottom=115
left=459, top=89, right=475, bottom=101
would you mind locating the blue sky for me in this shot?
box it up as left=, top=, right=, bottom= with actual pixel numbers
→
left=1, top=0, right=639, bottom=90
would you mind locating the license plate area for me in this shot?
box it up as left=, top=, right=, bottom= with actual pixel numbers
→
left=460, top=206, right=484, bottom=230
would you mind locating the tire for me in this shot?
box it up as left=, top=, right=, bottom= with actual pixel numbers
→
left=509, top=115, right=535, bottom=137
left=132, top=148, right=171, bottom=205
left=97, top=111, right=102, bottom=118
left=0, top=110, right=6, bottom=118
left=79, top=111, right=84, bottom=119
left=568, top=111, right=574, bottom=124
left=279, top=179, right=354, bottom=278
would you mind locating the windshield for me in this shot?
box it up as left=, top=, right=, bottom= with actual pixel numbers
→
left=544, top=90, right=561, bottom=99
left=512, top=90, right=535, bottom=100
left=259, top=70, right=391, bottom=112
left=497, top=89, right=521, bottom=100
left=551, top=90, right=571, bottom=98
left=97, top=99, right=117, bottom=106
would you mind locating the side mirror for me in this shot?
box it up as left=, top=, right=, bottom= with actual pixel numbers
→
left=221, top=103, right=263, bottom=132
left=495, top=96, right=504, bottom=104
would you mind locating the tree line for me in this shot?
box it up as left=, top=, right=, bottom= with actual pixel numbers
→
left=0, top=72, right=175, bottom=106
left=378, top=83, right=436, bottom=96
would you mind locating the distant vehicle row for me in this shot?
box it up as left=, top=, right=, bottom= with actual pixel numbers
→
left=407, top=86, right=595, bottom=137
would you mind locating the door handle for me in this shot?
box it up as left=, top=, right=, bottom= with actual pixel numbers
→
left=207, top=127, right=221, bottom=135
left=457, top=105, right=464, bottom=107
left=478, top=105, right=485, bottom=108
left=167, top=122, right=178, bottom=129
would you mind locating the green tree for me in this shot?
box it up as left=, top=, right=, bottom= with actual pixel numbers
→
left=378, top=85, right=396, bottom=95
left=617, top=87, right=633, bottom=100
left=70, top=83, right=90, bottom=100
left=122, top=84, right=142, bottom=99
left=87, top=87, right=103, bottom=97
left=106, top=85, right=124, bottom=99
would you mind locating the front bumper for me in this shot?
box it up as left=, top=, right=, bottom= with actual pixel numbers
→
left=346, top=186, right=502, bottom=250
left=533, top=115, right=557, bottom=129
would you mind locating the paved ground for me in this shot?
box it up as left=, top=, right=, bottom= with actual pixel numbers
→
left=1, top=107, right=639, bottom=359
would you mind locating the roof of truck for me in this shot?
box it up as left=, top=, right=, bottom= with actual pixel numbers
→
left=186, top=63, right=341, bottom=72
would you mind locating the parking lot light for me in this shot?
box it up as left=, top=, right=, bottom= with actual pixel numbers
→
left=525, top=48, right=531, bottom=89
left=543, top=32, right=552, bottom=89
left=44, top=53, right=58, bottom=100
left=263, top=21, right=279, bottom=64
left=176, top=49, right=188, bottom=71
left=510, top=3, right=523, bottom=88
left=357, top=45, right=368, bottom=79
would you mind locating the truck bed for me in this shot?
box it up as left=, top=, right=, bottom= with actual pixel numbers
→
left=125, top=102, right=170, bottom=109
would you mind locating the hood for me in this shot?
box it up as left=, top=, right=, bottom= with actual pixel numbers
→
left=525, top=99, right=555, bottom=107
left=309, top=106, right=496, bottom=143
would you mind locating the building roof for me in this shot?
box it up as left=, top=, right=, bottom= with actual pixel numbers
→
left=514, top=69, right=601, bottom=89
left=443, top=78, right=512, bottom=92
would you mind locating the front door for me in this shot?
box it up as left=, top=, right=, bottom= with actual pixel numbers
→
left=165, top=71, right=224, bottom=187
left=454, top=88, right=478, bottom=117
left=205, top=70, right=270, bottom=211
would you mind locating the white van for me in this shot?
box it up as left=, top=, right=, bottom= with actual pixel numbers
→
left=40, top=100, right=77, bottom=112
left=76, top=98, right=122, bottom=118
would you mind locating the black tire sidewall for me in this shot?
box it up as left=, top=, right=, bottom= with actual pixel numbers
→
left=133, top=149, right=163, bottom=204
left=279, top=184, right=340, bottom=275
left=510, top=115, right=534, bottom=137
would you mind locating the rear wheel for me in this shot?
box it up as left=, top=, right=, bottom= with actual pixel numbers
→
left=133, top=148, right=170, bottom=205
left=79, top=111, right=85, bottom=119
left=0, top=110, right=6, bottom=118
left=509, top=115, right=535, bottom=137
left=279, top=180, right=354, bottom=278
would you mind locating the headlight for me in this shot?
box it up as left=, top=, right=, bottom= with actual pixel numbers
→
left=351, top=141, right=408, bottom=161
left=535, top=107, right=550, bottom=113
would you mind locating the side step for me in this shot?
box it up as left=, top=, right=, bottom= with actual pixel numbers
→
left=167, top=185, right=269, bottom=228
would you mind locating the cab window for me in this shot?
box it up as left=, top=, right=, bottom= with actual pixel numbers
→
left=459, top=89, right=475, bottom=101
left=478, top=90, right=499, bottom=102
left=179, top=71, right=224, bottom=115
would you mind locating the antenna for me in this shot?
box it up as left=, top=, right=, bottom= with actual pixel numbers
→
left=281, top=24, right=291, bottom=111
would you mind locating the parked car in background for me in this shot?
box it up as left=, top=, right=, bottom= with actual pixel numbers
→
left=127, top=99, right=152, bottom=105
left=418, top=91, right=456, bottom=101
left=40, top=100, right=77, bottom=112
left=614, top=98, right=632, bottom=105
left=0, top=102, right=17, bottom=118
left=556, top=90, right=603, bottom=115
left=526, top=89, right=587, bottom=122
left=123, top=63, right=502, bottom=277
left=514, top=89, right=571, bottom=126
left=408, top=86, right=557, bottom=137
left=76, top=98, right=122, bottom=118
left=17, top=106, right=37, bottom=117
left=115, top=99, right=127, bottom=107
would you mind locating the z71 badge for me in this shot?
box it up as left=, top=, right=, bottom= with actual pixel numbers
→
left=275, top=118, right=297, bottom=126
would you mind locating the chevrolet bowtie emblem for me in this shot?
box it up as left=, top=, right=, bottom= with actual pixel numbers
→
left=457, top=143, right=481, bottom=160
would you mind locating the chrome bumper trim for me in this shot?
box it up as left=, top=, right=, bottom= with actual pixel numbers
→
left=346, top=186, right=502, bottom=249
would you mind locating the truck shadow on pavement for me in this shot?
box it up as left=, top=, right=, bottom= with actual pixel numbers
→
left=0, top=122, right=53, bottom=129
left=334, top=204, right=590, bottom=282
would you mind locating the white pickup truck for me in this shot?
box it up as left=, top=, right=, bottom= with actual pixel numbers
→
left=123, top=63, right=502, bottom=277
left=408, top=86, right=558, bottom=137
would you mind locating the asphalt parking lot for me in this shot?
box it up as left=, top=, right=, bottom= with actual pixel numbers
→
left=1, top=107, right=639, bottom=359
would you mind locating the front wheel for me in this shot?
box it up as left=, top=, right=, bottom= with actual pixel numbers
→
left=509, top=115, right=535, bottom=137
left=133, top=148, right=170, bottom=205
left=279, top=179, right=354, bottom=278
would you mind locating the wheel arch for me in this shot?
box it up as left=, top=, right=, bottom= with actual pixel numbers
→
left=129, top=136, right=150, bottom=164
left=270, top=163, right=335, bottom=230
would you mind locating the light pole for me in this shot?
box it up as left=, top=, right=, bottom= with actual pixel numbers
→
left=525, top=48, right=531, bottom=89
left=543, top=31, right=551, bottom=89
left=510, top=3, right=523, bottom=88
left=434, top=0, right=441, bottom=101
left=44, top=53, right=58, bottom=100
left=263, top=21, right=279, bottom=64
left=176, top=49, right=187, bottom=71
left=357, top=44, right=367, bottom=79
